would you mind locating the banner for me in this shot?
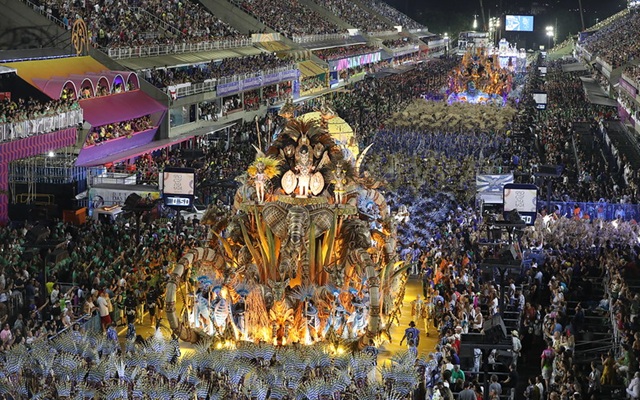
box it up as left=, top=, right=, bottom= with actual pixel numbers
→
left=88, top=187, right=160, bottom=209
left=620, top=77, right=638, bottom=96
left=476, top=174, right=514, bottom=193
left=217, top=69, right=300, bottom=96
left=330, top=52, right=382, bottom=72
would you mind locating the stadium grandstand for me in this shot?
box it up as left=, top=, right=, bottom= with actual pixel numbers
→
left=3, top=1, right=640, bottom=400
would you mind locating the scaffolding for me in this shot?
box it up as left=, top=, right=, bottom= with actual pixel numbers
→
left=9, top=150, right=87, bottom=204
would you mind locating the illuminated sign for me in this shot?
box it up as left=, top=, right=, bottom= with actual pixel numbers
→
left=505, top=15, right=534, bottom=32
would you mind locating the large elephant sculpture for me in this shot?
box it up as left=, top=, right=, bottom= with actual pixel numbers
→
left=262, top=202, right=334, bottom=281
left=341, top=219, right=381, bottom=346
left=165, top=247, right=221, bottom=340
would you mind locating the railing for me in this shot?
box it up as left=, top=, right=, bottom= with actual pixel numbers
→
left=389, top=44, right=420, bottom=55
left=369, top=29, right=398, bottom=37
left=292, top=32, right=350, bottom=43
left=47, top=313, right=102, bottom=341
left=0, top=109, right=83, bottom=142
left=15, top=193, right=55, bottom=205
left=622, top=73, right=640, bottom=91
left=168, top=64, right=296, bottom=98
left=217, top=64, right=297, bottom=86
left=91, top=172, right=137, bottom=186
left=167, top=80, right=218, bottom=98
left=19, top=0, right=69, bottom=29
left=106, top=38, right=252, bottom=60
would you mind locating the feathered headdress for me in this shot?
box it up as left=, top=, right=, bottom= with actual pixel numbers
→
left=247, top=156, right=282, bottom=179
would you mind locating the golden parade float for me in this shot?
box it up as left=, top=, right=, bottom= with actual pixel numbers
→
left=447, top=48, right=514, bottom=106
left=165, top=103, right=407, bottom=351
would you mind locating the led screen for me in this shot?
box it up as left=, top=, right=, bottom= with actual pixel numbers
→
left=532, top=92, right=547, bottom=110
left=162, top=170, right=195, bottom=196
left=505, top=15, right=534, bottom=32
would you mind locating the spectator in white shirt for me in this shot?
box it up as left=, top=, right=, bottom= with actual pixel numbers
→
left=96, top=290, right=112, bottom=331
left=627, top=371, right=640, bottom=400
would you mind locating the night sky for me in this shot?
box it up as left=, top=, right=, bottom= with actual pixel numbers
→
left=386, top=0, right=628, bottom=49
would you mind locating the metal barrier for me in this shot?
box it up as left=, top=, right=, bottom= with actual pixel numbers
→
left=216, top=65, right=297, bottom=86
left=15, top=193, right=55, bottom=205
left=369, top=29, right=398, bottom=37
left=47, top=313, right=102, bottom=341
left=167, top=80, right=217, bottom=98
left=0, top=109, right=83, bottom=142
left=9, top=163, right=87, bottom=185
left=19, top=0, right=69, bottom=29
left=106, top=38, right=253, bottom=60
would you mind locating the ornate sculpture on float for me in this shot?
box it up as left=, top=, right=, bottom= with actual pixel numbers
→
left=247, top=148, right=281, bottom=203
left=447, top=47, right=514, bottom=106
left=164, top=108, right=408, bottom=350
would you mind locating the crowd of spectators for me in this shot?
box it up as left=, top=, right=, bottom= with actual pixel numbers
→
left=243, top=90, right=261, bottom=111
left=222, top=94, right=243, bottom=115
left=84, top=116, right=154, bottom=147
left=530, top=60, right=632, bottom=204
left=198, top=101, right=220, bottom=122
left=300, top=76, right=326, bottom=93
left=35, top=0, right=245, bottom=49
left=0, top=96, right=81, bottom=142
left=263, top=82, right=292, bottom=104
left=0, top=97, right=78, bottom=124
left=624, top=64, right=640, bottom=87
left=313, top=0, right=392, bottom=32
left=313, top=44, right=379, bottom=61
left=239, top=0, right=340, bottom=37
left=143, top=54, right=292, bottom=90
left=2, top=21, right=640, bottom=398
left=581, top=10, right=640, bottom=69
left=0, top=215, right=209, bottom=351
left=359, top=0, right=424, bottom=30
left=383, top=37, right=417, bottom=50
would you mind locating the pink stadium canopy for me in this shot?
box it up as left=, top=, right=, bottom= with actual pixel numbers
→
left=79, top=90, right=166, bottom=126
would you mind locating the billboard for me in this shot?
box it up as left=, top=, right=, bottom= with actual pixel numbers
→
left=162, top=167, right=196, bottom=208
left=532, top=91, right=548, bottom=110
left=505, top=15, right=534, bottom=32
left=503, top=183, right=538, bottom=225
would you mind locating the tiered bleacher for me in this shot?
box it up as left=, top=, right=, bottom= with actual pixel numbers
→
left=32, top=0, right=249, bottom=58
left=237, top=0, right=341, bottom=37
left=580, top=11, right=640, bottom=69
left=313, top=0, right=393, bottom=33
left=359, top=0, right=425, bottom=30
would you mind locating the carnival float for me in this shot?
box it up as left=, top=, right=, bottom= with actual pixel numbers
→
left=165, top=103, right=407, bottom=350
left=447, top=48, right=514, bottom=106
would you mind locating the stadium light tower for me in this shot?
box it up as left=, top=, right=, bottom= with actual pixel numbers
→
left=546, top=26, right=554, bottom=50
left=473, top=15, right=478, bottom=30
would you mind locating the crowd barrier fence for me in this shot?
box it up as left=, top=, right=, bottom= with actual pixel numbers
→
left=0, top=109, right=83, bottom=142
